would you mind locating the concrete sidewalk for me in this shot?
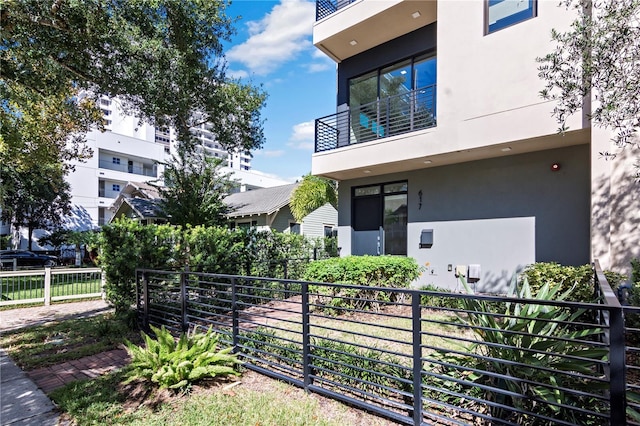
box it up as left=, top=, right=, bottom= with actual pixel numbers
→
left=1, top=349, right=59, bottom=425
left=0, top=300, right=118, bottom=425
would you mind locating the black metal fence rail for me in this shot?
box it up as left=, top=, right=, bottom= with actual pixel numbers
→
left=137, top=267, right=628, bottom=425
left=315, top=84, right=437, bottom=153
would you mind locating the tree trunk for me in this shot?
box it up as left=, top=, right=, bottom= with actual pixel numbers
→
left=27, top=225, right=33, bottom=251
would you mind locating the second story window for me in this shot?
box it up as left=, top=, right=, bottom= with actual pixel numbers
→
left=112, top=157, right=120, bottom=165
left=349, top=54, right=437, bottom=143
left=486, top=0, right=537, bottom=34
left=112, top=184, right=121, bottom=192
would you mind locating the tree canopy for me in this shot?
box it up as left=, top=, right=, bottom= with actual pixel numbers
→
left=0, top=163, right=71, bottom=250
left=1, top=0, right=266, bottom=155
left=157, top=151, right=237, bottom=228
left=537, top=0, right=640, bottom=158
left=289, top=175, right=338, bottom=222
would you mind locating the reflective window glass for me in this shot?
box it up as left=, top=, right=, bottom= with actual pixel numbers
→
left=487, top=0, right=536, bottom=34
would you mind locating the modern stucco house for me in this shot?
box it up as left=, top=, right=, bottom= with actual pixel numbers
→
left=311, top=0, right=640, bottom=292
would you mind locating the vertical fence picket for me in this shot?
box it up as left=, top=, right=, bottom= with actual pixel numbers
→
left=180, top=269, right=188, bottom=333
left=411, top=292, right=423, bottom=426
left=232, top=276, right=239, bottom=349
left=44, top=267, right=51, bottom=306
left=142, top=271, right=149, bottom=329
left=302, top=280, right=311, bottom=390
left=610, top=304, right=627, bottom=425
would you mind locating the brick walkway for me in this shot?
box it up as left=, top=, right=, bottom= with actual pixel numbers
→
left=1, top=300, right=131, bottom=394
left=26, top=348, right=130, bottom=393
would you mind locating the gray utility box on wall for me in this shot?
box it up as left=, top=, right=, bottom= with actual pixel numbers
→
left=420, top=229, right=433, bottom=248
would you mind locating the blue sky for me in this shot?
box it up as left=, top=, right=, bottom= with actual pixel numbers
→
left=223, top=0, right=337, bottom=183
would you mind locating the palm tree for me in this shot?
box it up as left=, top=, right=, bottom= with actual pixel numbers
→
left=289, top=174, right=338, bottom=222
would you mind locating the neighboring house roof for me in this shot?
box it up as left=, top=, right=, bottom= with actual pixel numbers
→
left=121, top=181, right=161, bottom=200
left=110, top=181, right=160, bottom=213
left=224, top=183, right=299, bottom=218
left=111, top=197, right=165, bottom=222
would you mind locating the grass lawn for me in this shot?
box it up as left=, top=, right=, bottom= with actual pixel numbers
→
left=0, top=313, right=140, bottom=370
left=50, top=369, right=398, bottom=426
left=1, top=276, right=101, bottom=301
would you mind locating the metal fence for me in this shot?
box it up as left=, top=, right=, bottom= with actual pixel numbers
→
left=0, top=267, right=104, bottom=307
left=315, top=85, right=436, bottom=153
left=136, top=265, right=632, bottom=425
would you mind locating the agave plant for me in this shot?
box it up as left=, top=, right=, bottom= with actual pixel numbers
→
left=434, top=277, right=608, bottom=424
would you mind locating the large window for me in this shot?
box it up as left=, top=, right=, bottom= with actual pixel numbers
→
left=486, top=0, right=537, bottom=34
left=352, top=181, right=407, bottom=255
left=349, top=55, right=437, bottom=144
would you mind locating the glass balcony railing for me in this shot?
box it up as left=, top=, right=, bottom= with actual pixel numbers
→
left=315, top=84, right=436, bottom=153
left=316, top=0, right=356, bottom=21
left=98, top=160, right=157, bottom=177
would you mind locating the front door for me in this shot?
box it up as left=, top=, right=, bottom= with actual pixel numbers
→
left=352, top=181, right=407, bottom=255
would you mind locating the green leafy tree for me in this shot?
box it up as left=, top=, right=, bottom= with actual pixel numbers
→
left=289, top=174, right=337, bottom=222
left=0, top=86, right=100, bottom=174
left=2, top=0, right=266, bottom=154
left=157, top=150, right=237, bottom=227
left=39, top=229, right=95, bottom=266
left=0, top=163, right=71, bottom=250
left=537, top=0, right=640, bottom=160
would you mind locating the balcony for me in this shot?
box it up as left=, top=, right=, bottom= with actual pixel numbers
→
left=315, top=84, right=436, bottom=153
left=98, top=160, right=157, bottom=178
left=313, top=0, right=437, bottom=62
left=316, top=0, right=356, bottom=21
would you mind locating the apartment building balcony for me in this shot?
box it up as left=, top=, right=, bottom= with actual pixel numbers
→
left=315, top=84, right=436, bottom=153
left=98, top=159, right=157, bottom=178
left=313, top=0, right=436, bottom=62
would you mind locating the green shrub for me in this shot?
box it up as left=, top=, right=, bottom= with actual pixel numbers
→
left=302, top=256, right=420, bottom=313
left=419, top=285, right=466, bottom=310
left=311, top=338, right=412, bottom=397
left=239, top=328, right=410, bottom=398
left=124, top=324, right=241, bottom=391
left=98, top=220, right=338, bottom=313
left=519, top=262, right=595, bottom=302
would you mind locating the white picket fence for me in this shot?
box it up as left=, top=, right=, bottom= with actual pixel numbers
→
left=0, top=267, right=104, bottom=307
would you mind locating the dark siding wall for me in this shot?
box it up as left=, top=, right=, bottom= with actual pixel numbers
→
left=339, top=144, right=591, bottom=266
left=337, top=23, right=437, bottom=105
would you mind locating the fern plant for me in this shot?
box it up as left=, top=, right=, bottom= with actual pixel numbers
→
left=124, top=324, right=241, bottom=391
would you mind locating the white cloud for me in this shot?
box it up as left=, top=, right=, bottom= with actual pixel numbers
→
left=287, top=120, right=315, bottom=150
left=259, top=149, right=286, bottom=158
left=306, top=62, right=332, bottom=73
left=226, top=69, right=249, bottom=79
left=307, top=49, right=336, bottom=73
left=227, top=0, right=315, bottom=76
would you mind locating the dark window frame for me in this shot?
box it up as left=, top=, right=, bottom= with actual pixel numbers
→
left=348, top=52, right=437, bottom=106
left=484, top=0, right=537, bottom=35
